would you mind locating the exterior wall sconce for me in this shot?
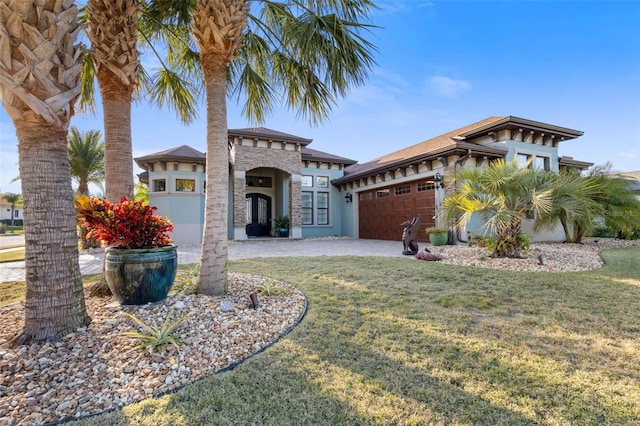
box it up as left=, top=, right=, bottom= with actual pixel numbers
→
left=434, top=173, right=445, bottom=188
left=344, top=192, right=353, bottom=203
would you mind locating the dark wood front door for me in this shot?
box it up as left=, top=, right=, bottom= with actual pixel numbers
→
left=246, top=193, right=272, bottom=237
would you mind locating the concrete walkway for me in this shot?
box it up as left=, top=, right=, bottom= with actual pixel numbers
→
left=0, top=238, right=410, bottom=283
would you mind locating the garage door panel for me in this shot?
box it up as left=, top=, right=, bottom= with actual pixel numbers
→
left=359, top=182, right=436, bottom=242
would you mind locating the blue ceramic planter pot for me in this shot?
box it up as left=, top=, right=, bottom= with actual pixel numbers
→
left=105, top=245, right=177, bottom=305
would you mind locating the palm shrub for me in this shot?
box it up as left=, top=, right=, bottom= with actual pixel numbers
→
left=443, top=159, right=553, bottom=258
left=534, top=164, right=640, bottom=243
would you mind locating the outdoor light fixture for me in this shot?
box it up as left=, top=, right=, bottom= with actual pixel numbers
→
left=344, top=192, right=353, bottom=203
left=434, top=173, right=444, bottom=188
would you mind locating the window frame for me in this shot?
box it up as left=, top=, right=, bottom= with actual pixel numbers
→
left=152, top=179, right=166, bottom=192
left=316, top=192, right=329, bottom=225
left=301, top=191, right=314, bottom=225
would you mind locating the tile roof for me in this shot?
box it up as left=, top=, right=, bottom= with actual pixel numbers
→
left=338, top=117, right=507, bottom=181
left=228, top=127, right=313, bottom=145
left=302, top=147, right=357, bottom=166
left=134, top=145, right=206, bottom=165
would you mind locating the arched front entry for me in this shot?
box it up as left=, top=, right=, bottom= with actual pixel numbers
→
left=246, top=193, right=272, bottom=237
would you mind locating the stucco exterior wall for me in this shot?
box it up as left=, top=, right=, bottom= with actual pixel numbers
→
left=147, top=163, right=205, bottom=244
left=300, top=164, right=346, bottom=238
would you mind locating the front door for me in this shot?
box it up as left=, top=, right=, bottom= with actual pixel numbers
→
left=246, top=193, right=272, bottom=237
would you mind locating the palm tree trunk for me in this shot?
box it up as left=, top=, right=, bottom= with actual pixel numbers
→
left=494, top=219, right=523, bottom=258
left=13, top=123, right=91, bottom=344
left=198, top=52, right=229, bottom=296
left=98, top=68, right=135, bottom=202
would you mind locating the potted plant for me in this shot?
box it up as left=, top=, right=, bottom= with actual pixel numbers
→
left=426, top=226, right=449, bottom=246
left=273, top=216, right=290, bottom=237
left=75, top=196, right=177, bottom=305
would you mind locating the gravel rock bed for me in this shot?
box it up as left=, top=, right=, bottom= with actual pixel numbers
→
left=0, top=273, right=306, bottom=426
left=427, top=239, right=640, bottom=272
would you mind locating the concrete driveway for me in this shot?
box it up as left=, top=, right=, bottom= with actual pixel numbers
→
left=0, top=238, right=413, bottom=283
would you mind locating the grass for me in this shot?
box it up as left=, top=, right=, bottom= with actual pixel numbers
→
left=0, top=248, right=24, bottom=263
left=10, top=247, right=640, bottom=425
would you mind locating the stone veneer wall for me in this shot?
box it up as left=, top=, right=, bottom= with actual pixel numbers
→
left=231, top=144, right=303, bottom=238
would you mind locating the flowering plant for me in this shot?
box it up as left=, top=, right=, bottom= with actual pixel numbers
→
left=75, top=196, right=173, bottom=249
left=415, top=251, right=443, bottom=261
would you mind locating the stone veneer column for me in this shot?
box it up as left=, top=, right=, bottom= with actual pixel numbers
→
left=233, top=170, right=248, bottom=240
left=289, top=174, right=302, bottom=238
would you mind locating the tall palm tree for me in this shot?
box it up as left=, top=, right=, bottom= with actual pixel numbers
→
left=443, top=160, right=553, bottom=258
left=85, top=0, right=140, bottom=202
left=68, top=127, right=105, bottom=195
left=1, top=192, right=21, bottom=226
left=0, top=0, right=91, bottom=343
left=148, top=0, right=378, bottom=295
left=83, top=0, right=201, bottom=203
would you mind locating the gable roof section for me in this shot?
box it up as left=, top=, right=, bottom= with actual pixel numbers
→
left=134, top=145, right=206, bottom=167
left=334, top=117, right=509, bottom=184
left=302, top=147, right=357, bottom=166
left=228, top=127, right=313, bottom=146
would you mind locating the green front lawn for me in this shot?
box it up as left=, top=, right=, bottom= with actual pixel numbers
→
left=65, top=247, right=640, bottom=425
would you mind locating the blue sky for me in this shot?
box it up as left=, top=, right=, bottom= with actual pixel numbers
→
left=1, top=0, right=639, bottom=195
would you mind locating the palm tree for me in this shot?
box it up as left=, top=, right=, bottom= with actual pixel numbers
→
left=443, top=160, right=553, bottom=258
left=0, top=1, right=90, bottom=343
left=148, top=0, right=378, bottom=295
left=68, top=127, right=105, bottom=195
left=1, top=193, right=21, bottom=227
left=84, top=0, right=139, bottom=202
left=83, top=0, right=201, bottom=203
left=535, top=165, right=640, bottom=243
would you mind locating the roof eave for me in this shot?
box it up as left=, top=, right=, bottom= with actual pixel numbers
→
left=332, top=143, right=507, bottom=185
left=228, top=129, right=313, bottom=146
left=458, top=116, right=584, bottom=140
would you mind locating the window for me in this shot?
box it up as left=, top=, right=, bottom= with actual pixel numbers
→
left=316, top=176, right=329, bottom=188
left=417, top=181, right=435, bottom=191
left=395, top=185, right=411, bottom=195
left=360, top=192, right=373, bottom=201
left=534, top=156, right=550, bottom=171
left=376, top=189, right=390, bottom=198
left=176, top=178, right=195, bottom=192
left=152, top=179, right=166, bottom=192
left=317, top=192, right=329, bottom=225
left=516, top=153, right=532, bottom=168
left=14, top=210, right=19, bottom=218
left=301, top=175, right=313, bottom=187
left=302, top=191, right=313, bottom=225
left=247, top=176, right=272, bottom=187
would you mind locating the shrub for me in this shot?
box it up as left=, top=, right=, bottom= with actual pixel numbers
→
left=75, top=196, right=173, bottom=249
left=486, top=233, right=531, bottom=257
left=415, top=251, right=443, bottom=261
left=122, top=308, right=188, bottom=356
left=426, top=227, right=448, bottom=235
left=173, top=265, right=199, bottom=295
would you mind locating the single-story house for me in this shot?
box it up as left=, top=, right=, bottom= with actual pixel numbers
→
left=135, top=116, right=593, bottom=244
left=0, top=196, right=23, bottom=225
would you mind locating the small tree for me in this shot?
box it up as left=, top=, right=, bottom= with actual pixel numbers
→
left=535, top=164, right=640, bottom=242
left=443, top=160, right=553, bottom=258
left=2, top=193, right=21, bottom=227
left=68, top=127, right=105, bottom=196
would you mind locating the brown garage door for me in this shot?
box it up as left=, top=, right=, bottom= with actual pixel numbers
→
left=358, top=180, right=436, bottom=242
